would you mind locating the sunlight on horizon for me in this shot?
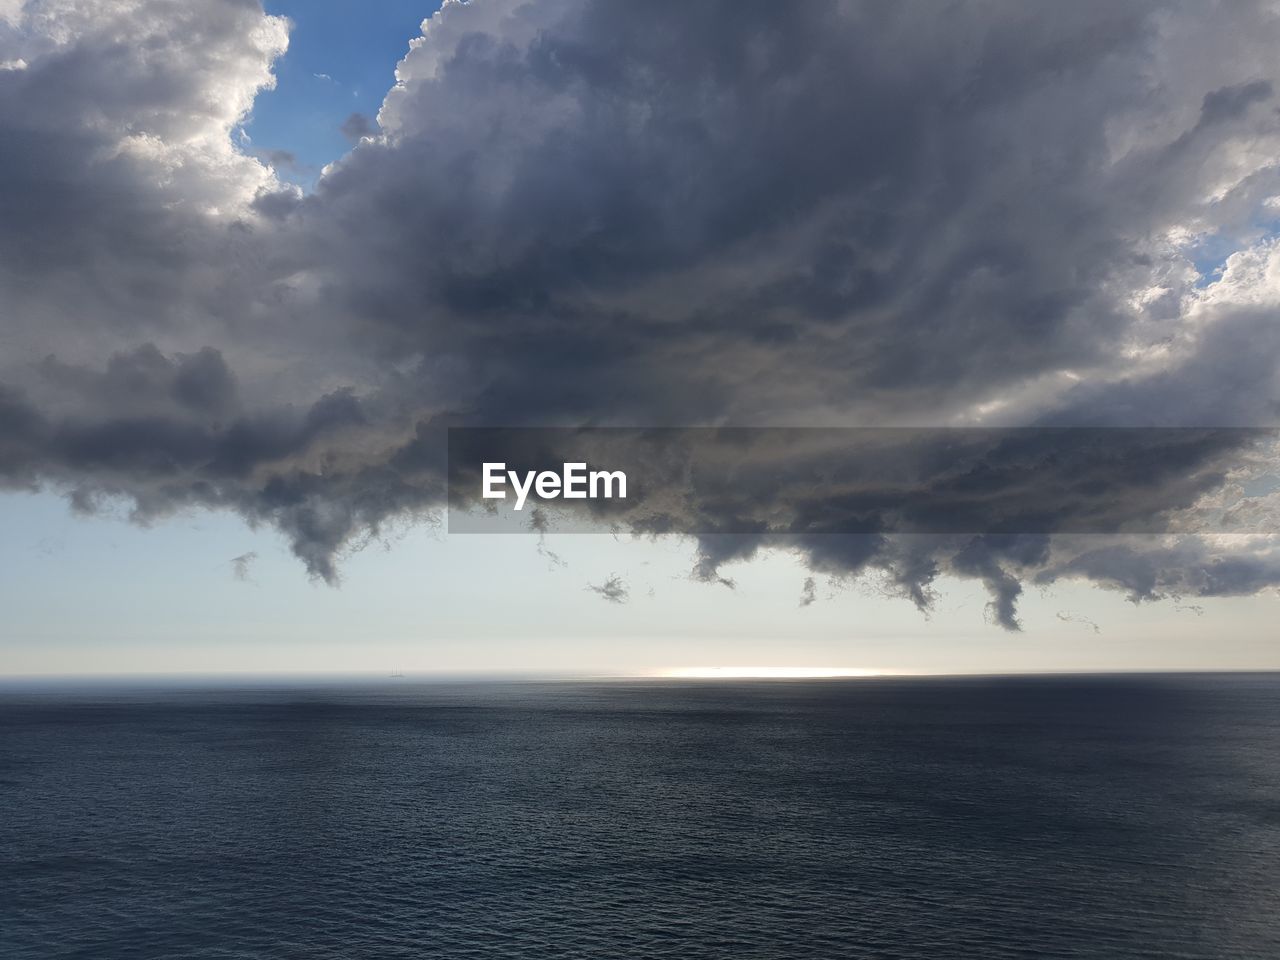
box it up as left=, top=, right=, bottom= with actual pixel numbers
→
left=657, top=666, right=919, bottom=679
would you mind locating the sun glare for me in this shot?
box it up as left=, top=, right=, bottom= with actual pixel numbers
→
left=658, top=667, right=910, bottom=679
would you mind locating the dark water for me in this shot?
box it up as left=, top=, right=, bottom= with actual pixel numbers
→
left=4, top=676, right=1280, bottom=959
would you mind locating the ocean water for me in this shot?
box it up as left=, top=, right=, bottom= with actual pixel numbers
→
left=3, top=675, right=1280, bottom=959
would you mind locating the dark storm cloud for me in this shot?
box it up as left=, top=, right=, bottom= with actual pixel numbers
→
left=1035, top=538, right=1280, bottom=603
left=304, top=0, right=1280, bottom=424
left=0, top=353, right=440, bottom=582
left=4, top=0, right=1280, bottom=625
left=37, top=345, right=238, bottom=418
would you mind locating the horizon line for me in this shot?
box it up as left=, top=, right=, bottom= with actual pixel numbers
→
left=3, top=667, right=1280, bottom=687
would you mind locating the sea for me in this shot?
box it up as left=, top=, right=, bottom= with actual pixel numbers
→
left=3, top=674, right=1280, bottom=959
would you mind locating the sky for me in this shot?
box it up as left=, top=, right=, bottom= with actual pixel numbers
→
left=3, top=0, right=1280, bottom=678
left=246, top=1, right=436, bottom=179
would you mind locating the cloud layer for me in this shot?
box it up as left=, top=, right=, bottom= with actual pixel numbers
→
left=4, top=0, right=1280, bottom=625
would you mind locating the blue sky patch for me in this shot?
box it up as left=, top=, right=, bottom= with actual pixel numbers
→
left=247, top=2, right=441, bottom=183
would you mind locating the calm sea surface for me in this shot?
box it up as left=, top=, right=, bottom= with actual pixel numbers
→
left=3, top=675, right=1280, bottom=959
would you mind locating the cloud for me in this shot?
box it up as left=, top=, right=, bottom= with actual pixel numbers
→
left=1056, top=611, right=1101, bottom=635
left=308, top=0, right=1280, bottom=426
left=587, top=574, right=628, bottom=604
left=798, top=577, right=817, bottom=608
left=1035, top=536, right=1280, bottom=604
left=4, top=0, right=1280, bottom=626
left=230, top=551, right=257, bottom=582
left=259, top=148, right=300, bottom=171
left=339, top=112, right=373, bottom=141
left=529, top=507, right=566, bottom=568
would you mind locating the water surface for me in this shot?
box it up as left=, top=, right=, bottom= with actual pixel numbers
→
left=4, top=675, right=1280, bottom=958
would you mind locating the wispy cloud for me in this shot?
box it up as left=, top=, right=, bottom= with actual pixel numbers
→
left=1056, top=612, right=1101, bottom=635
left=588, top=575, right=629, bottom=604
left=230, top=552, right=258, bottom=583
